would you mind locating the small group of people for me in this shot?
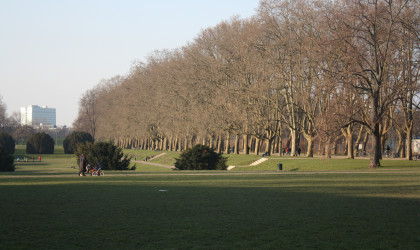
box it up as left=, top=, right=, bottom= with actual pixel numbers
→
left=282, top=147, right=302, bottom=156
left=16, top=156, right=42, bottom=162
left=78, top=153, right=103, bottom=176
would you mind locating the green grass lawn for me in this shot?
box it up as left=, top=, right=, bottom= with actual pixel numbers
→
left=2, top=148, right=420, bottom=249
left=8, top=146, right=420, bottom=174
left=131, top=149, right=420, bottom=171
left=237, top=157, right=420, bottom=171
left=1, top=173, right=420, bottom=249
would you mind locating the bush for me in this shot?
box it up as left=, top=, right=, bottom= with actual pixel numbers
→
left=0, top=146, right=15, bottom=172
left=0, top=132, right=15, bottom=154
left=175, top=144, right=227, bottom=170
left=26, top=132, right=55, bottom=154
left=76, top=141, right=131, bottom=170
left=63, top=131, right=93, bottom=154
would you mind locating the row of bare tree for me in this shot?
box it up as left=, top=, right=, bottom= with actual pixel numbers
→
left=74, top=0, right=420, bottom=168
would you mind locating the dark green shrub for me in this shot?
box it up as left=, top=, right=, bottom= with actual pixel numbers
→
left=76, top=141, right=131, bottom=170
left=63, top=131, right=93, bottom=154
left=0, top=146, right=15, bottom=172
left=0, top=132, right=15, bottom=154
left=175, top=144, right=227, bottom=170
left=26, top=132, right=54, bottom=154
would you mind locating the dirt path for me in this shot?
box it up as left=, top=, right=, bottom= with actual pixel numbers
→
left=133, top=152, right=175, bottom=169
left=132, top=160, right=174, bottom=169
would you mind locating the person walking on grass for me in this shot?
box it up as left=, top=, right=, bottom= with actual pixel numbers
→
left=78, top=153, right=88, bottom=176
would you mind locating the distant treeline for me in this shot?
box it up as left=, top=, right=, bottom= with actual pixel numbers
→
left=73, top=0, right=420, bottom=167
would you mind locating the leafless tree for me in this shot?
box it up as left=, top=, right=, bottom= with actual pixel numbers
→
left=325, top=0, right=416, bottom=167
left=72, top=0, right=419, bottom=167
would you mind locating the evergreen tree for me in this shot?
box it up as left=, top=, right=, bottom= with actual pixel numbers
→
left=26, top=132, right=54, bottom=154
left=76, top=141, right=131, bottom=170
left=0, top=146, right=15, bottom=172
left=63, top=131, right=93, bottom=154
left=175, top=144, right=227, bottom=170
left=0, top=132, right=15, bottom=154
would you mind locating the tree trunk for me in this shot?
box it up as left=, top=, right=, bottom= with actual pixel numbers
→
left=163, top=137, right=168, bottom=151
left=250, top=137, right=255, bottom=153
left=168, top=136, right=173, bottom=151
left=217, top=135, right=223, bottom=154
left=354, top=126, right=364, bottom=157
left=209, top=135, right=214, bottom=149
left=332, top=136, right=340, bottom=156
left=303, top=132, right=315, bottom=157
left=406, top=125, right=413, bottom=160
left=306, top=137, right=314, bottom=157
left=189, top=137, right=194, bottom=149
left=397, top=129, right=407, bottom=158
left=243, top=134, right=249, bottom=155
left=234, top=134, right=240, bottom=154
left=174, top=137, right=179, bottom=151
left=290, top=128, right=297, bottom=156
left=265, top=139, right=273, bottom=156
left=396, top=130, right=405, bottom=158
left=362, top=131, right=369, bottom=155
left=255, top=138, right=261, bottom=155
left=271, top=137, right=277, bottom=155
left=225, top=132, right=230, bottom=154
left=369, top=124, right=381, bottom=168
left=144, top=138, right=149, bottom=150
left=342, top=125, right=354, bottom=159
left=368, top=85, right=381, bottom=168
left=325, top=137, right=332, bottom=158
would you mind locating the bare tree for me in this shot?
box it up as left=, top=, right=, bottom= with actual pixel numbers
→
left=326, top=0, right=414, bottom=167
left=0, top=95, right=6, bottom=130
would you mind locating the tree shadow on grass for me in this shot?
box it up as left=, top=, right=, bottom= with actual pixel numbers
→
left=0, top=176, right=419, bottom=249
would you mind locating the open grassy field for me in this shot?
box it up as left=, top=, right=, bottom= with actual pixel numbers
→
left=124, top=148, right=420, bottom=172
left=1, top=148, right=420, bottom=249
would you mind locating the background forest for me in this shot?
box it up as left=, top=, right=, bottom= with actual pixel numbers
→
left=72, top=0, right=420, bottom=168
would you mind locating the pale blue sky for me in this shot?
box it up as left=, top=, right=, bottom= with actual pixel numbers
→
left=0, top=0, right=260, bottom=126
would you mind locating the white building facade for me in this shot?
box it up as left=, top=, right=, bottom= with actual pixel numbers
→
left=21, top=105, right=56, bottom=127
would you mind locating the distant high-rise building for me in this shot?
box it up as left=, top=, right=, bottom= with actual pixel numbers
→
left=21, top=105, right=56, bottom=127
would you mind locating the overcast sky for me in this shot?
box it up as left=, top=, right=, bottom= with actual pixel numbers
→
left=0, top=0, right=259, bottom=126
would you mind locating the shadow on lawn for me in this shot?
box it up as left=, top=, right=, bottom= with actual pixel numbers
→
left=0, top=178, right=419, bottom=249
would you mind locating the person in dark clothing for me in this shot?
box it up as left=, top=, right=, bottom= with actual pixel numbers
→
left=79, top=153, right=88, bottom=176
left=297, top=148, right=301, bottom=156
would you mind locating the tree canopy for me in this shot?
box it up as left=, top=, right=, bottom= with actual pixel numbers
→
left=74, top=0, right=420, bottom=168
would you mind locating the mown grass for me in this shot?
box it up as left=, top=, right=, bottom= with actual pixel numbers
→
left=1, top=173, right=420, bottom=249
left=124, top=149, right=262, bottom=168
left=9, top=146, right=420, bottom=174
left=144, top=150, right=420, bottom=172
left=2, top=148, right=420, bottom=248
left=238, top=157, right=420, bottom=171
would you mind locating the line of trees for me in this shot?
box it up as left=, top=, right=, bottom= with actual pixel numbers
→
left=73, top=0, right=420, bottom=168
